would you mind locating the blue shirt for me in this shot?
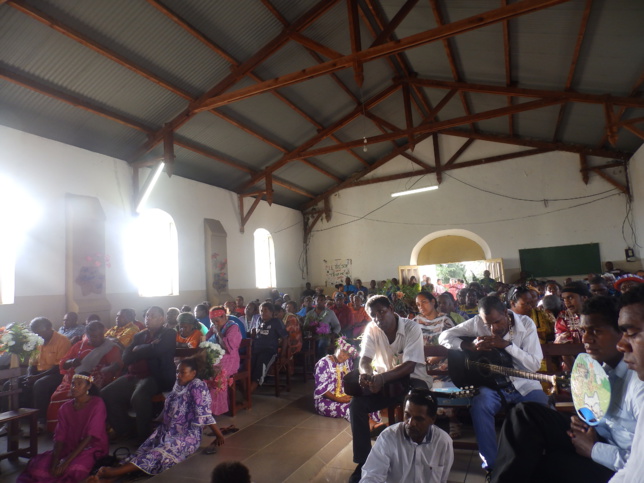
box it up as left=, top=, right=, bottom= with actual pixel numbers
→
left=227, top=315, right=247, bottom=339
left=591, top=359, right=644, bottom=471
left=197, top=315, right=211, bottom=329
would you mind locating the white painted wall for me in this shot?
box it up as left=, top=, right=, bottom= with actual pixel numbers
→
left=307, top=135, right=642, bottom=286
left=0, top=125, right=304, bottom=325
left=629, top=144, right=644, bottom=261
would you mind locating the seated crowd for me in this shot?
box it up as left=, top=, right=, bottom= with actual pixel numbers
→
left=5, top=267, right=644, bottom=483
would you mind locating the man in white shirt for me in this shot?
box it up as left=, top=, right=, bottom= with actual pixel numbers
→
left=360, top=388, right=454, bottom=483
left=609, top=285, right=644, bottom=483
left=348, top=295, right=430, bottom=483
left=491, top=295, right=644, bottom=483
left=438, top=296, right=549, bottom=475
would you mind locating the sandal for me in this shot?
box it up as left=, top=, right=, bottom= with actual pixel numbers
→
left=449, top=422, right=463, bottom=439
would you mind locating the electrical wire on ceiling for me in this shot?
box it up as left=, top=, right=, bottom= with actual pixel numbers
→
left=622, top=195, right=641, bottom=249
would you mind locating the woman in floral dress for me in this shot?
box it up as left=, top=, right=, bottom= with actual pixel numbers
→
left=313, top=338, right=380, bottom=425
left=95, top=357, right=225, bottom=479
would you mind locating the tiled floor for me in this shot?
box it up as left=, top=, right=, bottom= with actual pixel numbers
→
left=1, top=379, right=487, bottom=482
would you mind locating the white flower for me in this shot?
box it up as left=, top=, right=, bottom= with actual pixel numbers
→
left=8, top=340, right=15, bottom=346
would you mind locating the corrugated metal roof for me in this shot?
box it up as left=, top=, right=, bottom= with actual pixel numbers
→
left=0, top=0, right=640, bottom=210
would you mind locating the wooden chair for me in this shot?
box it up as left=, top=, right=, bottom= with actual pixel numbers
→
left=228, top=338, right=252, bottom=416
left=268, top=347, right=292, bottom=397
left=540, top=343, right=585, bottom=412
left=0, top=368, right=39, bottom=463
left=293, top=335, right=316, bottom=382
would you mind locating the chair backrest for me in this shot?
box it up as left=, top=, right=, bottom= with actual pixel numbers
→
left=541, top=343, right=585, bottom=373
left=238, top=338, right=252, bottom=373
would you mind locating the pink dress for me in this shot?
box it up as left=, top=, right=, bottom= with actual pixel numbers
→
left=208, top=322, right=241, bottom=415
left=18, top=397, right=108, bottom=483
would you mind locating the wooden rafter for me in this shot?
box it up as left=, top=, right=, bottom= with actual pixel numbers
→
left=370, top=0, right=420, bottom=47
left=433, top=134, right=442, bottom=184
left=347, top=0, right=363, bottom=87
left=301, top=133, right=434, bottom=210
left=429, top=0, right=477, bottom=131
left=590, top=167, right=629, bottom=196
left=361, top=0, right=432, bottom=118
left=349, top=148, right=551, bottom=188
left=552, top=0, right=593, bottom=142
left=580, top=154, right=589, bottom=184
left=197, top=0, right=573, bottom=112
left=296, top=98, right=565, bottom=159
left=445, top=138, right=475, bottom=167
left=238, top=194, right=264, bottom=233
left=597, top=70, right=644, bottom=147
left=133, top=0, right=341, bottom=161
left=403, top=82, right=415, bottom=149
left=291, top=33, right=343, bottom=60
left=152, top=0, right=360, bottom=177
left=408, top=78, right=644, bottom=108
left=623, top=123, right=644, bottom=141
left=501, top=0, right=514, bottom=136
left=442, top=129, right=631, bottom=160
left=0, top=66, right=153, bottom=134
left=236, top=84, right=400, bottom=192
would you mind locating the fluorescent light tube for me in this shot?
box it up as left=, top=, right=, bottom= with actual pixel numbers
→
left=391, top=185, right=438, bottom=197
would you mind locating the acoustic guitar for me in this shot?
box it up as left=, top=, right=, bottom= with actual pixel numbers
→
left=448, top=348, right=570, bottom=394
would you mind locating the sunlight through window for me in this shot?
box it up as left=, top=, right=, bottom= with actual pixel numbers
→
left=254, top=228, right=276, bottom=289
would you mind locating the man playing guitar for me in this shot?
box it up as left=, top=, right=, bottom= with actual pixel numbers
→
left=438, top=295, right=549, bottom=478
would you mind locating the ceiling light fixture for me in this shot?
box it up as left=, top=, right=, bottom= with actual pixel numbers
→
left=135, top=162, right=165, bottom=213
left=391, top=185, right=439, bottom=197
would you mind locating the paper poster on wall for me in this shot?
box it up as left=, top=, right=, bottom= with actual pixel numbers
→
left=324, top=259, right=352, bottom=286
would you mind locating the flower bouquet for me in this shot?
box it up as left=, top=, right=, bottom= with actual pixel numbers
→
left=198, top=341, right=225, bottom=380
left=305, top=320, right=331, bottom=340
left=0, top=323, right=44, bottom=368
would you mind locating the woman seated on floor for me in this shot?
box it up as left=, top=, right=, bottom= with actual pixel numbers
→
left=204, top=305, right=242, bottom=416
left=18, top=372, right=109, bottom=483
left=314, top=337, right=382, bottom=430
left=94, top=357, right=225, bottom=480
left=46, top=321, right=121, bottom=433
left=175, top=313, right=203, bottom=348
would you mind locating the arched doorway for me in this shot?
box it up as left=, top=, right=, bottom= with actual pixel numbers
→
left=410, top=229, right=491, bottom=265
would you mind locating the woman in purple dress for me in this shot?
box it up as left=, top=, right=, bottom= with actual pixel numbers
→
left=18, top=372, right=108, bottom=483
left=95, top=357, right=225, bottom=479
left=314, top=338, right=381, bottom=425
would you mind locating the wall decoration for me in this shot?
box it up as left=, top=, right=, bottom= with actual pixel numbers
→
left=205, top=219, right=229, bottom=304
left=324, top=259, right=352, bottom=287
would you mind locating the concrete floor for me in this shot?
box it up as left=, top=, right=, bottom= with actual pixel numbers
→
left=1, top=379, right=487, bottom=482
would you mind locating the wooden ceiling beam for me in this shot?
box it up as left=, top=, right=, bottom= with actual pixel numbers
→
left=591, top=167, right=629, bottom=195
left=403, top=83, right=415, bottom=149
left=131, top=0, right=341, bottom=161
left=400, top=152, right=434, bottom=171
left=361, top=1, right=432, bottom=118
left=623, top=123, right=644, bottom=141
left=347, top=0, right=364, bottom=87
left=433, top=134, right=442, bottom=184
left=442, top=129, right=632, bottom=160
left=370, top=0, right=420, bottom=47
left=301, top=132, right=434, bottom=210
left=350, top=148, right=551, bottom=188
left=0, top=65, right=154, bottom=134
left=298, top=98, right=564, bottom=158
left=501, top=0, right=514, bottom=136
left=444, top=138, right=475, bottom=167
left=409, top=78, right=644, bottom=108
left=429, top=0, right=477, bottom=131
left=153, top=1, right=362, bottom=178
left=197, top=0, right=573, bottom=112
left=597, top=70, right=644, bottom=147
left=291, top=33, right=343, bottom=60
left=8, top=0, right=193, bottom=101
left=236, top=83, right=399, bottom=192
left=298, top=159, right=342, bottom=182
left=552, top=0, right=593, bottom=142
left=174, top=139, right=315, bottom=198
left=365, top=112, right=403, bottom=133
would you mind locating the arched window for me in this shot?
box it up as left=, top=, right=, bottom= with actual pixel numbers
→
left=126, top=209, right=179, bottom=297
left=0, top=175, right=40, bottom=304
left=254, top=228, right=276, bottom=289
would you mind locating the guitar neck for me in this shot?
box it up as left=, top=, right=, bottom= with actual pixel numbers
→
left=470, top=360, right=555, bottom=385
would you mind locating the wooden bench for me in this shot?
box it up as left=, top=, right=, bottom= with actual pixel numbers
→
left=0, top=368, right=39, bottom=462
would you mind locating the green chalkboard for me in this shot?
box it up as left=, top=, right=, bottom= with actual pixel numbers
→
left=519, top=243, right=602, bottom=277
